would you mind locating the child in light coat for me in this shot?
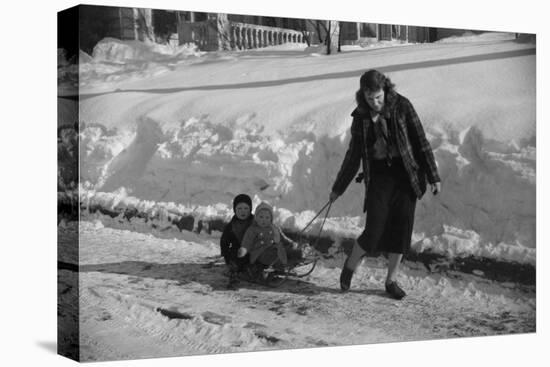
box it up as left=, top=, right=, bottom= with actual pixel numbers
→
left=238, top=202, right=302, bottom=269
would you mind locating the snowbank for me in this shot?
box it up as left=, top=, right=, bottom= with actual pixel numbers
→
left=250, top=42, right=308, bottom=52
left=57, top=49, right=78, bottom=95
left=77, top=173, right=535, bottom=266
left=435, top=31, right=517, bottom=44
left=57, top=48, right=72, bottom=66
left=58, top=36, right=536, bottom=266
left=91, top=37, right=204, bottom=63
left=73, top=107, right=535, bottom=259
left=75, top=38, right=205, bottom=90
left=412, top=225, right=535, bottom=265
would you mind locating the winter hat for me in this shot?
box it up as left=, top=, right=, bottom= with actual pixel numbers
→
left=254, top=201, right=273, bottom=222
left=233, top=194, right=252, bottom=213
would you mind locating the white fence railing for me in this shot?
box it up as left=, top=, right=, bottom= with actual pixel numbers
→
left=178, top=20, right=310, bottom=51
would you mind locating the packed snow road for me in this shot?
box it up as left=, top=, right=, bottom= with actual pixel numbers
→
left=59, top=221, right=534, bottom=362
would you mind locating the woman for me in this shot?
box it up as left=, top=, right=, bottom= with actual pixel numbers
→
left=330, top=69, right=441, bottom=299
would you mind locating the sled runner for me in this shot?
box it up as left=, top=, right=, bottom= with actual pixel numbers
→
left=227, top=245, right=319, bottom=288
left=227, top=201, right=332, bottom=289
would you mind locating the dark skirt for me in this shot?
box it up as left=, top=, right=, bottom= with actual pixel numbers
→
left=357, top=159, right=417, bottom=255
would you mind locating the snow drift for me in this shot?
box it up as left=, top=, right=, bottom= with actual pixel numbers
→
left=58, top=33, right=536, bottom=266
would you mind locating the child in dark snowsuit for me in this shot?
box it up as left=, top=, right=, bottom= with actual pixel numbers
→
left=220, top=194, right=254, bottom=274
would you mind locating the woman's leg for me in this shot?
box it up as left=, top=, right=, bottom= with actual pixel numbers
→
left=345, top=241, right=366, bottom=270
left=385, top=252, right=403, bottom=285
left=384, top=252, right=406, bottom=299
left=382, top=184, right=416, bottom=299
left=340, top=174, right=392, bottom=291
left=339, top=242, right=366, bottom=291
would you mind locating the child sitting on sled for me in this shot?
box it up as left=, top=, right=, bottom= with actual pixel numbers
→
left=237, top=202, right=303, bottom=271
left=220, top=194, right=255, bottom=274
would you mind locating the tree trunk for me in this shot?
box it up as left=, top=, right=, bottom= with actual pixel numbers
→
left=326, top=20, right=340, bottom=55
left=216, top=13, right=232, bottom=50
left=338, top=21, right=343, bottom=52
left=301, top=30, right=311, bottom=46
left=134, top=8, right=154, bottom=42
left=326, top=21, right=332, bottom=55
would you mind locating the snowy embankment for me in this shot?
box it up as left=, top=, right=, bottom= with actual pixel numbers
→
left=58, top=33, right=535, bottom=269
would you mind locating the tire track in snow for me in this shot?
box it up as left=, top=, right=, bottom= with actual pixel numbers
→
left=80, top=282, right=231, bottom=357
left=80, top=274, right=285, bottom=361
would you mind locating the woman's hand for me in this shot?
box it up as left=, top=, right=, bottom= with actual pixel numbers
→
left=329, top=191, right=339, bottom=203
left=237, top=247, right=247, bottom=258
left=431, top=182, right=441, bottom=195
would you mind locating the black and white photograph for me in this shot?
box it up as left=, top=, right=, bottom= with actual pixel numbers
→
left=55, top=1, right=539, bottom=363
left=5, top=0, right=546, bottom=366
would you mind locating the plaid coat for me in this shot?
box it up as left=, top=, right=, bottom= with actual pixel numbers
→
left=332, top=92, right=440, bottom=212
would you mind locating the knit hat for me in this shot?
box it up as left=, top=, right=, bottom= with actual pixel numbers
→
left=254, top=201, right=273, bottom=222
left=232, top=194, right=252, bottom=213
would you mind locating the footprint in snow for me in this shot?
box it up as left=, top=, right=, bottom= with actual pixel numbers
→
left=305, top=336, right=329, bottom=346
left=295, top=305, right=309, bottom=315
left=95, top=311, right=113, bottom=322
left=243, top=322, right=267, bottom=330
left=254, top=331, right=281, bottom=345
left=128, top=277, right=142, bottom=284
left=201, top=311, right=232, bottom=325
left=156, top=308, right=193, bottom=320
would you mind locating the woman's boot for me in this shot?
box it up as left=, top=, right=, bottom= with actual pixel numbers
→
left=340, top=258, right=354, bottom=292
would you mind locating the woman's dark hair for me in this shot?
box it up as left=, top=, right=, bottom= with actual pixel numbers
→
left=355, top=69, right=396, bottom=112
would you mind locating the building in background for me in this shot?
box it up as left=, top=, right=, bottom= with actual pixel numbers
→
left=64, top=5, right=495, bottom=55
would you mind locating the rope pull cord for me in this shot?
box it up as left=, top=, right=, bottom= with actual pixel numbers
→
left=297, top=200, right=333, bottom=251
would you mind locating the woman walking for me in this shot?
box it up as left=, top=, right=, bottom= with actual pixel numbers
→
left=330, top=69, right=441, bottom=299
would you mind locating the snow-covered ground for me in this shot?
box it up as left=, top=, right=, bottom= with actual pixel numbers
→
left=58, top=220, right=534, bottom=361
left=57, top=31, right=536, bottom=361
